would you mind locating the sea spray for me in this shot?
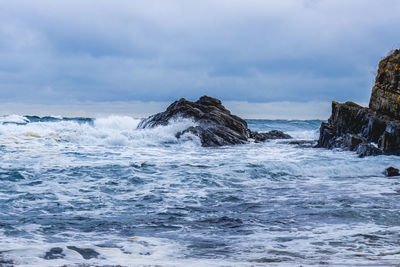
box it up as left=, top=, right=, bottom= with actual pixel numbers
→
left=0, top=116, right=399, bottom=266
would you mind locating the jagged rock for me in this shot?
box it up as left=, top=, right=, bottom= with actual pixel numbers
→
left=138, top=96, right=291, bottom=147
left=356, top=143, right=382, bottom=158
left=249, top=130, right=291, bottom=142
left=317, top=101, right=399, bottom=155
left=384, top=166, right=399, bottom=177
left=317, top=50, right=400, bottom=156
left=369, top=49, right=400, bottom=119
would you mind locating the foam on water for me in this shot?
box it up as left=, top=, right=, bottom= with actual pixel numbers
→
left=1, top=115, right=400, bottom=266
left=0, top=115, right=30, bottom=124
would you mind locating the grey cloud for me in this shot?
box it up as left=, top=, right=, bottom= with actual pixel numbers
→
left=0, top=0, right=399, bottom=105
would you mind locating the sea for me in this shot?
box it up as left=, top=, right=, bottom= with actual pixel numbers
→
left=0, top=115, right=400, bottom=267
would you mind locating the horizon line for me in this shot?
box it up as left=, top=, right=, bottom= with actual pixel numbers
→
left=0, top=100, right=368, bottom=120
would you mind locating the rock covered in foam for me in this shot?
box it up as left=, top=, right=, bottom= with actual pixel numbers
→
left=138, top=96, right=291, bottom=147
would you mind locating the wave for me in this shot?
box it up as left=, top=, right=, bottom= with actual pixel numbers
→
left=0, top=115, right=30, bottom=124
left=247, top=119, right=322, bottom=140
left=0, top=115, right=200, bottom=148
left=0, top=234, right=240, bottom=267
left=0, top=115, right=325, bottom=152
left=2, top=115, right=400, bottom=266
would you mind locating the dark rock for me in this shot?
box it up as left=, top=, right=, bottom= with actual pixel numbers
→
left=138, top=96, right=291, bottom=147
left=249, top=130, right=291, bottom=142
left=357, top=143, right=383, bottom=158
left=0, top=254, right=13, bottom=266
left=369, top=49, right=400, bottom=119
left=286, top=140, right=315, bottom=145
left=44, top=247, right=65, bottom=260
left=317, top=122, right=335, bottom=148
left=343, top=134, right=365, bottom=150
left=281, top=140, right=317, bottom=147
left=317, top=50, right=400, bottom=156
left=66, top=246, right=99, bottom=260
left=316, top=100, right=399, bottom=156
left=384, top=166, right=400, bottom=177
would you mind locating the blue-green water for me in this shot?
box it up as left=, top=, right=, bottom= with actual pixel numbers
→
left=0, top=115, right=399, bottom=266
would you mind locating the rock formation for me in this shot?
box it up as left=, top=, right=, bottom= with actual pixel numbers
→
left=138, top=96, right=291, bottom=147
left=317, top=50, right=400, bottom=156
left=369, top=50, right=400, bottom=119
left=385, top=166, right=399, bottom=177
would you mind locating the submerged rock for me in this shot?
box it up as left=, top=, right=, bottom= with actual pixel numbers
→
left=138, top=96, right=291, bottom=147
left=384, top=166, right=399, bottom=177
left=249, top=130, right=291, bottom=142
left=44, top=247, right=65, bottom=260
left=317, top=50, right=400, bottom=156
left=66, top=246, right=99, bottom=260
left=279, top=140, right=317, bottom=148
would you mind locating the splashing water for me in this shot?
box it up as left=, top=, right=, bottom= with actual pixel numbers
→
left=0, top=115, right=399, bottom=266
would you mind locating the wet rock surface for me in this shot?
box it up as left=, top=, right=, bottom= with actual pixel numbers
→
left=249, top=130, right=291, bottom=142
left=138, top=96, right=291, bottom=146
left=279, top=140, right=317, bottom=148
left=385, top=166, right=399, bottom=177
left=66, top=246, right=100, bottom=260
left=317, top=50, right=400, bottom=156
left=44, top=247, right=65, bottom=260
left=369, top=49, right=400, bottom=119
left=317, top=101, right=400, bottom=156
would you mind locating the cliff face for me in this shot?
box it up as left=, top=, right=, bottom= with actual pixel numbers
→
left=317, top=50, right=400, bottom=156
left=369, top=49, right=400, bottom=119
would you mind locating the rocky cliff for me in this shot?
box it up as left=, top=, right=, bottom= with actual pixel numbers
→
left=138, top=96, right=291, bottom=147
left=317, top=50, right=400, bottom=156
left=369, top=49, right=400, bottom=119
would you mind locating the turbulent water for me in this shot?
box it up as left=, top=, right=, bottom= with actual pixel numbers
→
left=0, top=115, right=400, bottom=266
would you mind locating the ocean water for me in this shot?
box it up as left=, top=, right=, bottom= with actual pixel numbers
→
left=0, top=115, right=400, bottom=266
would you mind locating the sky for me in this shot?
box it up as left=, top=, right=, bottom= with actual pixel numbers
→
left=0, top=0, right=399, bottom=118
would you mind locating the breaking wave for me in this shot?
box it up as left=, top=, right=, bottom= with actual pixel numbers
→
left=1, top=115, right=399, bottom=266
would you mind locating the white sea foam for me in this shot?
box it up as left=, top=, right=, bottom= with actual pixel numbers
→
left=0, top=115, right=199, bottom=149
left=286, top=129, right=319, bottom=140
left=0, top=115, right=29, bottom=124
left=1, top=116, right=400, bottom=266
left=94, top=115, right=141, bottom=130
left=0, top=234, right=249, bottom=267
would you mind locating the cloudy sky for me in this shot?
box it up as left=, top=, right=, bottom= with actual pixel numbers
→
left=0, top=0, right=399, bottom=118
